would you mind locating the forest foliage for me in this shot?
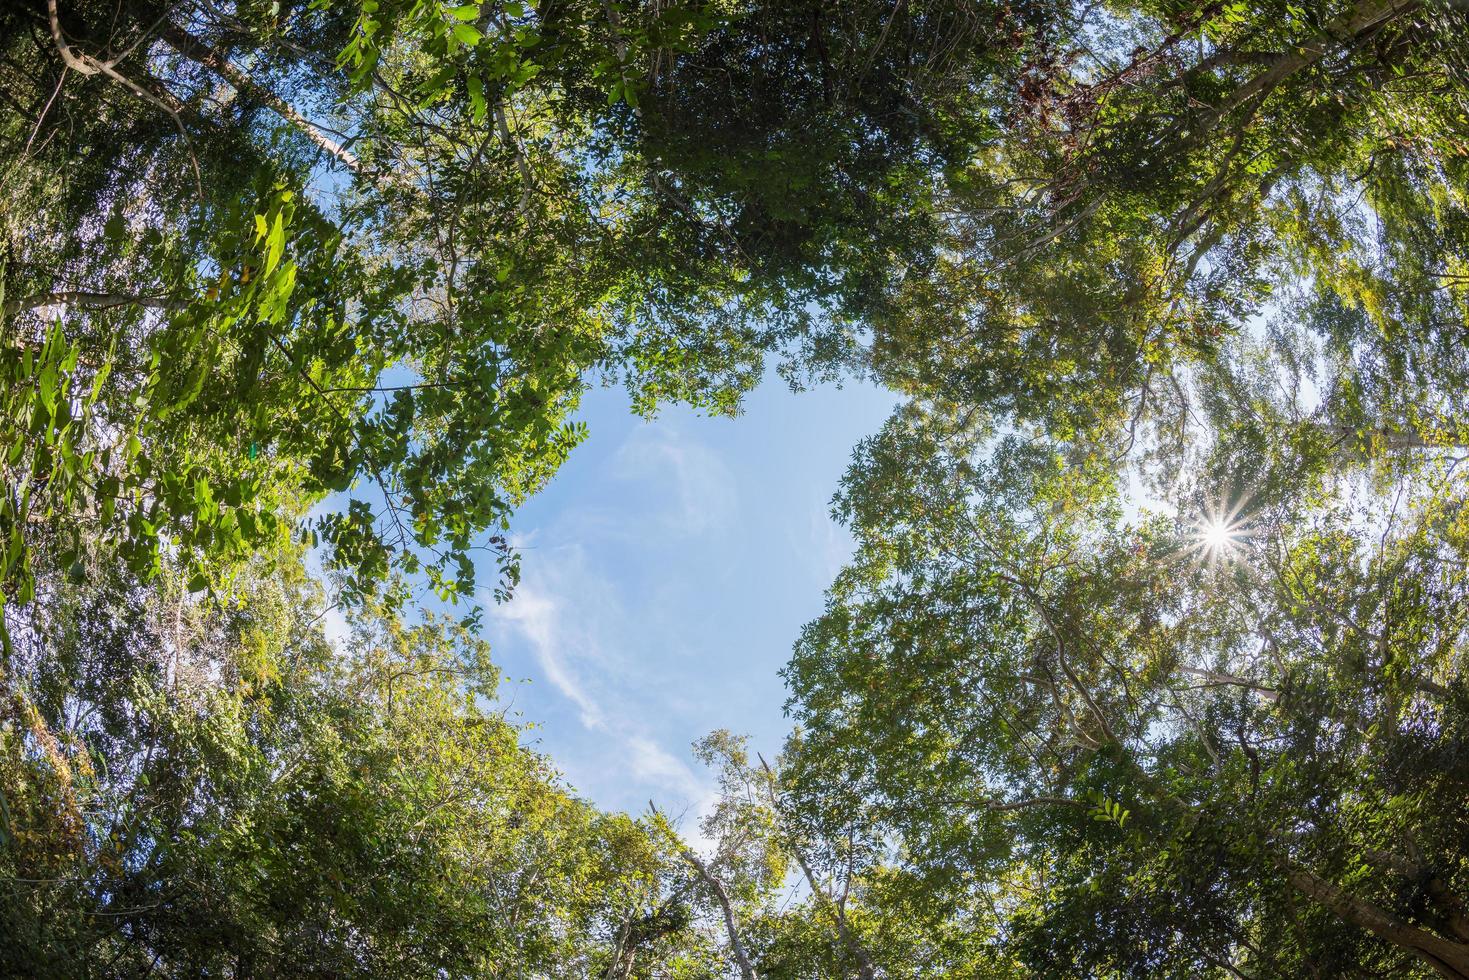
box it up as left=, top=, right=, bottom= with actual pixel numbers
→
left=3, top=0, right=1469, bottom=975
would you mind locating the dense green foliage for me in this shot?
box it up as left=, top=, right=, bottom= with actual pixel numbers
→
left=5, top=0, right=1469, bottom=975
left=2, top=545, right=672, bottom=975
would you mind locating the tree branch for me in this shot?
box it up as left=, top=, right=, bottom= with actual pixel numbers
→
left=1288, top=867, right=1469, bottom=978
left=4, top=291, right=185, bottom=318
left=649, top=803, right=757, bottom=980
left=153, top=20, right=359, bottom=171
left=47, top=0, right=204, bottom=198
left=1177, top=666, right=1279, bottom=702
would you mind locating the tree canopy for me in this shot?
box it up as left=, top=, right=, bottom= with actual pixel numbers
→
left=5, top=0, right=1469, bottom=975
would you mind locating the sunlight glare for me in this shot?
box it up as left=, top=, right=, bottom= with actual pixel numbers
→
left=1185, top=497, right=1254, bottom=567
left=1202, top=520, right=1236, bottom=553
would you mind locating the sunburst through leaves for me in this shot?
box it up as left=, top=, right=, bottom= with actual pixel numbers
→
left=1184, top=496, right=1256, bottom=566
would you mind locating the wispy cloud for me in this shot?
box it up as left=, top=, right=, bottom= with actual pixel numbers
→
left=613, top=427, right=737, bottom=535
left=625, top=735, right=701, bottom=793
left=486, top=549, right=707, bottom=805
left=494, top=582, right=606, bottom=729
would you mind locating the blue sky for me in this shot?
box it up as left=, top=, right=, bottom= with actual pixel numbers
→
left=476, top=374, right=898, bottom=817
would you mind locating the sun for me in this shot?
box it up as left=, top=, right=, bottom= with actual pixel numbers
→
left=1201, top=519, right=1238, bottom=554
left=1184, top=497, right=1254, bottom=566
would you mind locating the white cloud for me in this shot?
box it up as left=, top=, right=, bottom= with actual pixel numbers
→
left=485, top=549, right=708, bottom=806
left=625, top=734, right=705, bottom=801
left=494, top=582, right=606, bottom=730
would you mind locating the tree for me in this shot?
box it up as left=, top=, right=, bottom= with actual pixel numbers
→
left=783, top=395, right=1469, bottom=976
left=0, top=537, right=700, bottom=976
left=627, top=0, right=1469, bottom=453
left=0, top=0, right=804, bottom=621
left=9, top=1, right=1469, bottom=975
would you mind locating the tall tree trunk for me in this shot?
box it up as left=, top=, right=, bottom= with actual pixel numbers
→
left=1207, top=0, right=1411, bottom=120
left=789, top=843, right=879, bottom=980
left=650, top=803, right=758, bottom=980
left=1288, top=867, right=1469, bottom=979
left=1326, top=423, right=1469, bottom=453
left=758, top=755, right=879, bottom=980
left=603, top=918, right=635, bottom=980
left=152, top=21, right=359, bottom=171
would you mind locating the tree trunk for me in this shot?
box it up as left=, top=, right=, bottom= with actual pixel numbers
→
left=681, top=848, right=757, bottom=980
left=651, top=802, right=758, bottom=980
left=153, top=21, right=359, bottom=171
left=758, top=755, right=879, bottom=980
left=1288, top=867, right=1469, bottom=978
left=1327, top=423, right=1469, bottom=453
left=790, top=844, right=879, bottom=980
left=1205, top=0, right=1413, bottom=125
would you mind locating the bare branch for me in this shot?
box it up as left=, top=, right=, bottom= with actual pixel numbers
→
left=4, top=291, right=185, bottom=318
left=154, top=20, right=359, bottom=171
left=648, top=802, right=758, bottom=980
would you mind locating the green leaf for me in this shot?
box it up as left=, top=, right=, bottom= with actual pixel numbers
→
left=265, top=211, right=286, bottom=275
left=89, top=357, right=113, bottom=404
left=467, top=75, right=487, bottom=124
